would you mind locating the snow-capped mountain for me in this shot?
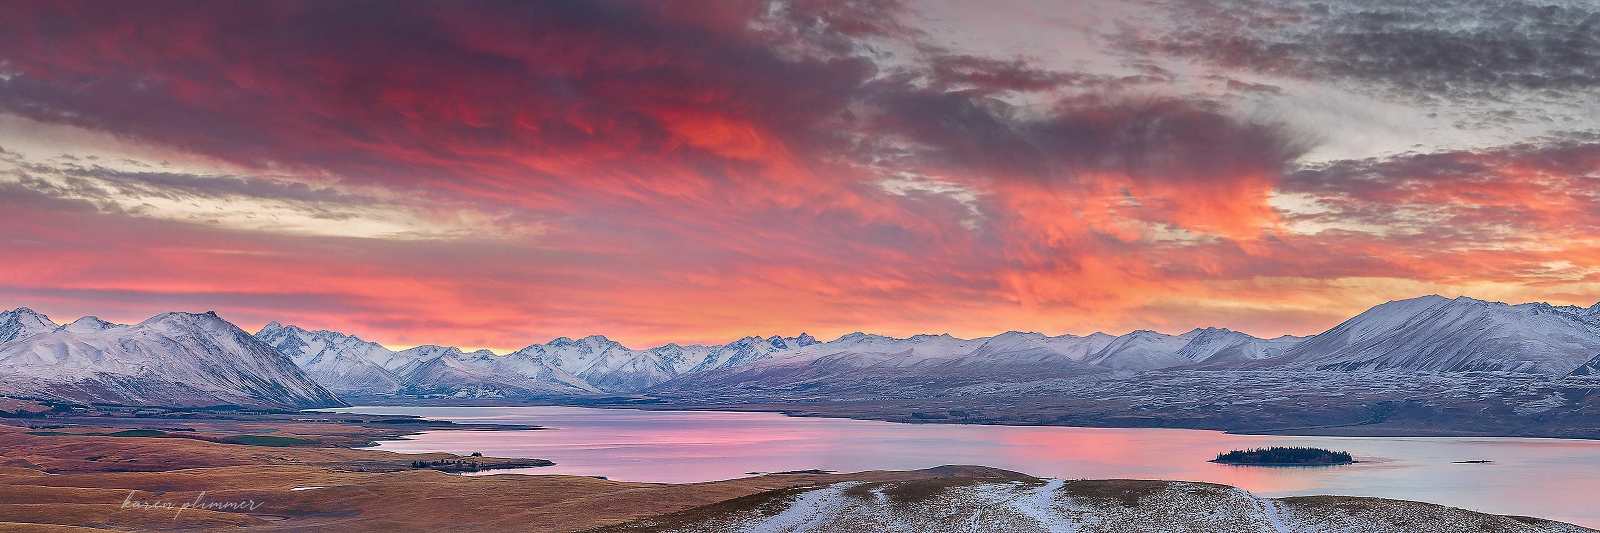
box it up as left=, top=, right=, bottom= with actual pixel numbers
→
left=739, top=332, right=988, bottom=369
left=510, top=335, right=665, bottom=393
left=499, top=334, right=823, bottom=393
left=395, top=345, right=599, bottom=398
left=1084, top=328, right=1300, bottom=371
left=967, top=331, right=1117, bottom=363
left=255, top=322, right=410, bottom=394
left=680, top=334, right=821, bottom=373
left=1083, top=330, right=1193, bottom=370
left=1263, top=295, right=1600, bottom=374
left=1174, top=328, right=1298, bottom=362
left=651, top=331, right=1116, bottom=396
left=10, top=293, right=1596, bottom=407
left=243, top=322, right=828, bottom=397
left=0, top=307, right=57, bottom=344
left=61, top=316, right=123, bottom=333
left=0, top=310, right=342, bottom=409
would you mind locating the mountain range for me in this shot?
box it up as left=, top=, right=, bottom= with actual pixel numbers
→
left=3, top=295, right=1600, bottom=411
left=0, top=309, right=340, bottom=409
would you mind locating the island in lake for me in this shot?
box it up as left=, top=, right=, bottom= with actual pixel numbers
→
left=1212, top=446, right=1355, bottom=466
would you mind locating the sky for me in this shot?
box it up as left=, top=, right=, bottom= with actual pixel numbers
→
left=1, top=0, right=1598, bottom=351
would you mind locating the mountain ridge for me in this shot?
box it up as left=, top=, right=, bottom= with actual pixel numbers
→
left=7, top=294, right=1600, bottom=404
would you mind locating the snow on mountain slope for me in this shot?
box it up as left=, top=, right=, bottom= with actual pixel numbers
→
left=396, top=345, right=600, bottom=398
left=1567, top=354, right=1600, bottom=377
left=0, top=311, right=343, bottom=409
left=498, top=333, right=822, bottom=393
left=1084, top=330, right=1193, bottom=370
left=1174, top=328, right=1301, bottom=365
left=11, top=292, right=1586, bottom=403
left=927, top=331, right=1113, bottom=366
left=1266, top=295, right=1600, bottom=374
left=680, top=334, right=820, bottom=373
left=510, top=335, right=669, bottom=393
left=255, top=323, right=407, bottom=394
left=0, top=307, right=57, bottom=344
left=749, top=332, right=989, bottom=369
left=61, top=316, right=122, bottom=333
left=651, top=331, right=1116, bottom=395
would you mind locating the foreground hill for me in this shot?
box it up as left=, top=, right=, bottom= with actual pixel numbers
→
left=0, top=311, right=342, bottom=409
left=612, top=475, right=1592, bottom=533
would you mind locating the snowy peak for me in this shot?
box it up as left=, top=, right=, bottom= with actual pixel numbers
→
left=544, top=334, right=626, bottom=350
left=0, top=307, right=57, bottom=343
left=766, top=333, right=819, bottom=350
left=1085, top=328, right=1292, bottom=370
left=62, top=316, right=121, bottom=333
left=835, top=332, right=894, bottom=344
left=139, top=310, right=227, bottom=331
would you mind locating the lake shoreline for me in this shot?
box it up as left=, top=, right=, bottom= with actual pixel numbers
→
left=329, top=397, right=1600, bottom=442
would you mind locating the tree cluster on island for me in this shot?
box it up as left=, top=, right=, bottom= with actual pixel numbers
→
left=1212, top=447, right=1354, bottom=466
left=410, top=458, right=487, bottom=472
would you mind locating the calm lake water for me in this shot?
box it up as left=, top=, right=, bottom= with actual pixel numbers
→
left=327, top=405, right=1600, bottom=527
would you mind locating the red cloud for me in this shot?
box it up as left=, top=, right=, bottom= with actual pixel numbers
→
left=0, top=2, right=1594, bottom=349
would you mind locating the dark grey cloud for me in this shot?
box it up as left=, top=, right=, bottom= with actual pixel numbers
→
left=857, top=83, right=1310, bottom=189
left=919, top=51, right=1174, bottom=95
left=1127, top=0, right=1600, bottom=103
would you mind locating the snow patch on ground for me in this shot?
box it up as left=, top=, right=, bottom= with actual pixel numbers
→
left=681, top=478, right=1592, bottom=533
left=736, top=482, right=860, bottom=533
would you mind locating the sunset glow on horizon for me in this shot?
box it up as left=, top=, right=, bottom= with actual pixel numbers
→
left=2, top=0, right=1598, bottom=351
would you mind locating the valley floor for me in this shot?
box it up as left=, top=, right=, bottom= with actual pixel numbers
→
left=0, top=413, right=1593, bottom=532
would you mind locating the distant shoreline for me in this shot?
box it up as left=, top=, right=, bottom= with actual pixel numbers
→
left=324, top=401, right=1600, bottom=442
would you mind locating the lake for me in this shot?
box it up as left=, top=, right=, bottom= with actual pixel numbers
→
left=327, top=405, right=1600, bottom=528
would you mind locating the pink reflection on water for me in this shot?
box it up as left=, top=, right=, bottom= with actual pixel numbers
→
left=335, top=406, right=1600, bottom=528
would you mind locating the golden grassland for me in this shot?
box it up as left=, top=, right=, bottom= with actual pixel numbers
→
left=0, top=421, right=1023, bottom=532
